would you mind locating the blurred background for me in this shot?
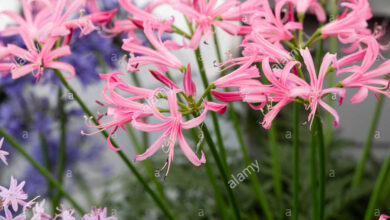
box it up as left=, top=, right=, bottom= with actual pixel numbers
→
left=0, top=0, right=389, bottom=219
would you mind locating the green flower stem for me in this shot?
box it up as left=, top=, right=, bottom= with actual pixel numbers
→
left=269, top=124, right=282, bottom=198
left=352, top=96, right=385, bottom=187
left=325, top=0, right=339, bottom=146
left=194, top=47, right=229, bottom=174
left=303, top=29, right=322, bottom=49
left=364, top=149, right=390, bottom=220
left=54, top=70, right=174, bottom=219
left=314, top=114, right=326, bottom=220
left=39, top=133, right=54, bottom=206
left=125, top=124, right=167, bottom=202
left=187, top=124, right=228, bottom=219
left=195, top=83, right=216, bottom=107
left=298, top=13, right=305, bottom=46
left=310, top=120, right=318, bottom=220
left=53, top=88, right=67, bottom=212
left=292, top=102, right=300, bottom=220
left=0, top=127, right=86, bottom=214
left=213, top=32, right=273, bottom=220
left=130, top=73, right=149, bottom=149
left=201, top=123, right=242, bottom=220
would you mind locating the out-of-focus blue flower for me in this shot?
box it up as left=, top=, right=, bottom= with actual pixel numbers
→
left=43, top=29, right=122, bottom=87
left=23, top=129, right=105, bottom=197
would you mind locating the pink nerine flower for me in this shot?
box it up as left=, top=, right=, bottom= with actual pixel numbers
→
left=84, top=71, right=154, bottom=151
left=341, top=59, right=390, bottom=104
left=55, top=206, right=75, bottom=220
left=291, top=48, right=345, bottom=127
left=0, top=177, right=28, bottom=212
left=132, top=89, right=207, bottom=176
left=81, top=207, right=117, bottom=220
left=0, top=137, right=9, bottom=165
left=7, top=30, right=74, bottom=81
left=248, top=0, right=302, bottom=43
left=214, top=60, right=260, bottom=88
left=31, top=200, right=51, bottom=220
left=321, top=0, right=372, bottom=42
left=122, top=19, right=183, bottom=73
left=172, top=0, right=245, bottom=48
left=240, top=58, right=306, bottom=129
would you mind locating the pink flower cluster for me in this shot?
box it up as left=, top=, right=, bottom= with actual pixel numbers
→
left=0, top=0, right=115, bottom=81
left=1, top=0, right=389, bottom=173
left=80, top=0, right=390, bottom=173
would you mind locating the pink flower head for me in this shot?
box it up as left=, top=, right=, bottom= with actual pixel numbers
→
left=341, top=59, right=390, bottom=104
left=55, top=205, right=75, bottom=220
left=0, top=177, right=28, bottom=212
left=31, top=200, right=51, bottom=220
left=81, top=207, right=117, bottom=220
left=119, top=0, right=169, bottom=30
left=380, top=214, right=390, bottom=220
left=214, top=60, right=260, bottom=88
left=7, top=30, right=74, bottom=81
left=321, top=0, right=372, bottom=42
left=292, top=48, right=345, bottom=128
left=132, top=89, right=207, bottom=176
left=84, top=71, right=154, bottom=151
left=122, top=19, right=184, bottom=73
left=0, top=137, right=9, bottom=166
left=172, top=0, right=245, bottom=48
left=240, top=58, right=306, bottom=129
left=0, top=0, right=52, bottom=39
left=248, top=0, right=302, bottom=43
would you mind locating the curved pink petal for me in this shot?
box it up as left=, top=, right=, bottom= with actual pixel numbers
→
left=211, top=91, right=242, bottom=102
left=45, top=62, right=75, bottom=79
left=300, top=48, right=317, bottom=86
left=11, top=64, right=36, bottom=79
left=207, top=102, right=227, bottom=114
left=134, top=131, right=168, bottom=162
left=132, top=120, right=171, bottom=132
left=319, top=100, right=340, bottom=127
left=350, top=87, right=369, bottom=104
left=178, top=130, right=206, bottom=166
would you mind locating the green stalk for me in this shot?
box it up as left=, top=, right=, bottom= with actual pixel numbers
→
left=315, top=115, right=325, bottom=220
left=213, top=32, right=273, bottom=220
left=201, top=123, right=242, bottom=220
left=194, top=48, right=229, bottom=173
left=325, top=0, right=339, bottom=146
left=0, top=127, right=86, bottom=214
left=54, top=70, right=174, bottom=219
left=269, top=124, right=282, bottom=198
left=352, top=96, right=385, bottom=187
left=130, top=73, right=149, bottom=149
left=233, top=106, right=273, bottom=220
left=125, top=124, right=167, bottom=201
left=39, top=134, right=54, bottom=205
left=310, top=121, right=318, bottom=220
left=364, top=149, right=390, bottom=220
left=53, top=88, right=67, bottom=212
left=292, top=102, right=300, bottom=220
left=188, top=125, right=228, bottom=219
